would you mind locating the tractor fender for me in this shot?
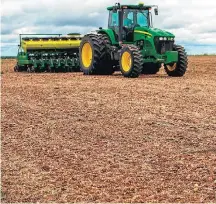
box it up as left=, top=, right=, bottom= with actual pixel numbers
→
left=98, top=29, right=118, bottom=45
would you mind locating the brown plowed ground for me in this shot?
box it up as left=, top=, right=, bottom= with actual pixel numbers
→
left=1, top=57, right=216, bottom=203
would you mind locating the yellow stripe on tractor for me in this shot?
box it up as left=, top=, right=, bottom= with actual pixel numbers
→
left=134, top=30, right=152, bottom=37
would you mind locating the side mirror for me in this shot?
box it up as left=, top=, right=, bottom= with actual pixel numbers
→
left=154, top=8, right=158, bottom=15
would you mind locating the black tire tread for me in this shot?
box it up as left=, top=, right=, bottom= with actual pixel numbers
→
left=165, top=44, right=188, bottom=77
left=79, top=34, right=115, bottom=75
left=80, top=34, right=101, bottom=74
left=97, top=34, right=115, bottom=75
left=120, top=45, right=143, bottom=78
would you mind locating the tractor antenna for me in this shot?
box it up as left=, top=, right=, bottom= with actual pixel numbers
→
left=115, top=2, right=120, bottom=8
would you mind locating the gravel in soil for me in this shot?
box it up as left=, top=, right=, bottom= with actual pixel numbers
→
left=1, top=57, right=216, bottom=202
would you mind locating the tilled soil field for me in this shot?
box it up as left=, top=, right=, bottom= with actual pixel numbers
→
left=1, top=57, right=216, bottom=203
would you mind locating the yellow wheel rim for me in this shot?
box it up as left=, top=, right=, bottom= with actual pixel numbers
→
left=167, top=63, right=177, bottom=71
left=121, top=51, right=132, bottom=72
left=81, top=42, right=93, bottom=68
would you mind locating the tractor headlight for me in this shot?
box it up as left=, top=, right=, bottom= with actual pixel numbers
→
left=159, top=37, right=168, bottom=41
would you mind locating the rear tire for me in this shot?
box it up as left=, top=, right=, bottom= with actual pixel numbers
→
left=14, top=65, right=19, bottom=72
left=164, top=44, right=188, bottom=77
left=142, top=63, right=161, bottom=74
left=79, top=34, right=114, bottom=75
left=79, top=34, right=102, bottom=75
left=99, top=34, right=115, bottom=75
left=119, top=45, right=143, bottom=78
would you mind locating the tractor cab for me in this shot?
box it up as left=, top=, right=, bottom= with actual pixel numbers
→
left=107, top=3, right=157, bottom=42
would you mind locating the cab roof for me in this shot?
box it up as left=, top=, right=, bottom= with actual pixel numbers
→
left=107, top=4, right=152, bottom=11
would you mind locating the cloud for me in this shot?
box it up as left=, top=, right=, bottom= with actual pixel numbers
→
left=1, top=0, right=216, bottom=55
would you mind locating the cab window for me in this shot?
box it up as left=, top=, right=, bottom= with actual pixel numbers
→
left=109, top=11, right=119, bottom=27
left=137, top=11, right=148, bottom=27
left=123, top=11, right=134, bottom=27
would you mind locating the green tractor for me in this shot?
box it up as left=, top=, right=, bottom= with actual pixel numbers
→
left=79, top=3, right=188, bottom=77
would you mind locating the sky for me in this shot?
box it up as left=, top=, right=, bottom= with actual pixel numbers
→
left=1, top=0, right=216, bottom=56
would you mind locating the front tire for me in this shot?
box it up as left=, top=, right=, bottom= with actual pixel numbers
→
left=119, top=45, right=143, bottom=78
left=14, top=65, right=19, bottom=72
left=165, top=45, right=188, bottom=77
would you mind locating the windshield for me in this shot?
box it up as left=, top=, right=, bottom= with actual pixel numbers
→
left=123, top=9, right=149, bottom=27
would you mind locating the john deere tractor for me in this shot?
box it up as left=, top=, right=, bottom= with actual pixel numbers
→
left=79, top=3, right=188, bottom=77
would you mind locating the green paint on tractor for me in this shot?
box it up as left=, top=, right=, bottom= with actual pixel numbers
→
left=79, top=2, right=188, bottom=77
left=15, top=2, right=188, bottom=77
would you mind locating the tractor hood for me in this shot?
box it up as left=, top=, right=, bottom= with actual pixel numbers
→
left=135, top=27, right=175, bottom=38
